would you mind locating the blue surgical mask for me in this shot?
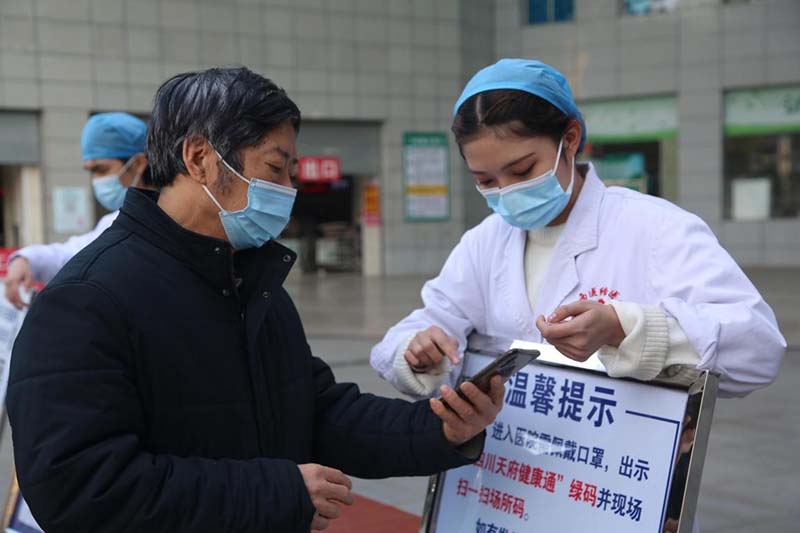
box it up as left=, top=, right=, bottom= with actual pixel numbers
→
left=92, top=156, right=140, bottom=211
left=203, top=151, right=297, bottom=250
left=479, top=138, right=574, bottom=230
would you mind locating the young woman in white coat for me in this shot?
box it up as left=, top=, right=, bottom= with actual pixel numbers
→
left=370, top=59, right=786, bottom=403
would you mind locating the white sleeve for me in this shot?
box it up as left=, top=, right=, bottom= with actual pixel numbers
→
left=370, top=230, right=487, bottom=395
left=390, top=332, right=452, bottom=398
left=599, top=301, right=702, bottom=387
left=645, top=212, right=785, bottom=397
left=12, top=212, right=118, bottom=284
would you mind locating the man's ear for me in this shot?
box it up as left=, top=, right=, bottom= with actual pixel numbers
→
left=181, top=136, right=215, bottom=185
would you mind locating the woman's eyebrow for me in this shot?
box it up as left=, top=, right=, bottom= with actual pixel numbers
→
left=501, top=151, right=536, bottom=170
left=468, top=151, right=537, bottom=174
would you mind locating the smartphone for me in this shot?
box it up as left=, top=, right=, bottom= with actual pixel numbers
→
left=441, top=348, right=540, bottom=407
left=467, top=348, right=540, bottom=393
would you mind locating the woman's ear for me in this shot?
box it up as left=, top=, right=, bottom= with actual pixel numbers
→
left=181, top=136, right=214, bottom=185
left=563, top=119, right=583, bottom=160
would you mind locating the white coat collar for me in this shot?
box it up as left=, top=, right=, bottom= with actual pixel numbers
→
left=560, top=161, right=605, bottom=257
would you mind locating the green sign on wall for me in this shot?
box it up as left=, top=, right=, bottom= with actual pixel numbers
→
left=581, top=96, right=678, bottom=143
left=403, top=132, right=450, bottom=222
left=725, top=86, right=800, bottom=136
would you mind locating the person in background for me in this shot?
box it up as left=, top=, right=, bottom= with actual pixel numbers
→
left=4, top=112, right=150, bottom=309
left=7, top=67, right=504, bottom=533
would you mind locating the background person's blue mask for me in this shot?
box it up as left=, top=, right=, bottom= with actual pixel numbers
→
left=91, top=156, right=139, bottom=211
left=479, top=138, right=574, bottom=230
left=203, top=152, right=297, bottom=250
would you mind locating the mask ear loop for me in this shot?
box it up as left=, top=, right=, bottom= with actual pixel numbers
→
left=202, top=184, right=226, bottom=213
left=564, top=150, right=576, bottom=195
left=552, top=137, right=564, bottom=174
left=555, top=137, right=576, bottom=195
left=215, top=150, right=251, bottom=186
left=203, top=148, right=255, bottom=214
left=123, top=154, right=145, bottom=188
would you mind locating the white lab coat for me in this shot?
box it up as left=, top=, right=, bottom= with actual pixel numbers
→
left=11, top=212, right=118, bottom=284
left=371, top=164, right=786, bottom=398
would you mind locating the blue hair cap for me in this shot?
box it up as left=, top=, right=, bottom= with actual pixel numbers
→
left=454, top=58, right=586, bottom=151
left=81, top=112, right=147, bottom=161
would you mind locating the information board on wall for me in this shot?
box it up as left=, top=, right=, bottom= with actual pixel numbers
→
left=403, top=132, right=450, bottom=221
left=426, top=351, right=695, bottom=533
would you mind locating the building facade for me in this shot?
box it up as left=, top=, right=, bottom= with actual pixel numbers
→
left=500, top=0, right=800, bottom=266
left=0, top=0, right=797, bottom=276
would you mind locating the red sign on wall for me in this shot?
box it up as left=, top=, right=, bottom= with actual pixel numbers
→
left=361, top=183, right=381, bottom=226
left=0, top=248, right=18, bottom=278
left=298, top=157, right=341, bottom=183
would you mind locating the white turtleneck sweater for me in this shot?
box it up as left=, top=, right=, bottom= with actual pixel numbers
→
left=391, top=226, right=700, bottom=397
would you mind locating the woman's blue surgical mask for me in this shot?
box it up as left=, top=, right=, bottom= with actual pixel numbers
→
left=478, top=138, right=574, bottom=230
left=92, top=156, right=140, bottom=211
left=203, top=151, right=297, bottom=250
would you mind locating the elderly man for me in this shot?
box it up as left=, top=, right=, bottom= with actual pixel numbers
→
left=4, top=112, right=150, bottom=308
left=7, top=67, right=504, bottom=532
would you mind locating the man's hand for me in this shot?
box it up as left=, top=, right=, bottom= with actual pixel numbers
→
left=298, top=464, right=353, bottom=531
left=404, top=326, right=460, bottom=372
left=429, top=375, right=504, bottom=446
left=536, top=300, right=625, bottom=361
left=4, top=257, right=33, bottom=310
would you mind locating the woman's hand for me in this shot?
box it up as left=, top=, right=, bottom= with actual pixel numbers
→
left=536, top=300, right=625, bottom=361
left=404, top=326, right=460, bottom=372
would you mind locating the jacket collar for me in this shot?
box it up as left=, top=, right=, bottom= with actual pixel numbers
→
left=116, top=189, right=296, bottom=293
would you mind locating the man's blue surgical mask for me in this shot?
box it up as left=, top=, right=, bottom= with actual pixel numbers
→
left=92, top=156, right=140, bottom=211
left=203, top=151, right=297, bottom=250
left=478, top=138, right=574, bottom=230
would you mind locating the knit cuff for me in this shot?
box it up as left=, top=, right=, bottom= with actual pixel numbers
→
left=599, top=301, right=669, bottom=381
left=392, top=332, right=450, bottom=398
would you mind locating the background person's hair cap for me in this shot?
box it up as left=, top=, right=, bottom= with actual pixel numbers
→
left=81, top=112, right=147, bottom=161
left=454, top=58, right=587, bottom=151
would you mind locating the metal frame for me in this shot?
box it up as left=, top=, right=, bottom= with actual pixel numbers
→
left=420, top=335, right=720, bottom=533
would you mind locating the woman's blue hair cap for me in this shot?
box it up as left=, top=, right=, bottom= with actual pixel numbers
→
left=454, top=58, right=586, bottom=151
left=81, top=112, right=147, bottom=161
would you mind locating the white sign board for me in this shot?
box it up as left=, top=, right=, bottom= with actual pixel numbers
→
left=430, top=353, right=688, bottom=533
left=52, top=186, right=91, bottom=234
left=732, top=177, right=771, bottom=221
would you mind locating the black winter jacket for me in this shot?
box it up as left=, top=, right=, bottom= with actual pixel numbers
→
left=7, top=189, right=481, bottom=532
